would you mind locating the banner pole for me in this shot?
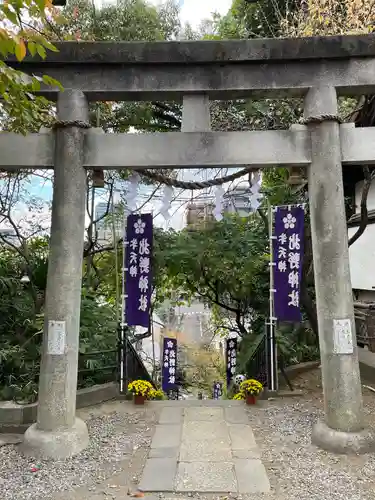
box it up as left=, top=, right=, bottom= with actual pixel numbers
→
left=268, top=203, right=277, bottom=392
left=120, top=219, right=128, bottom=394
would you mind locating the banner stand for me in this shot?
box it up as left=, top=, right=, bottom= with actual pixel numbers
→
left=162, top=337, right=178, bottom=395
left=226, top=338, right=237, bottom=390
left=268, top=203, right=306, bottom=394
left=119, top=213, right=153, bottom=394
left=268, top=203, right=278, bottom=392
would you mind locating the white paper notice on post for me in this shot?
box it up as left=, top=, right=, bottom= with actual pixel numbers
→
left=333, top=319, right=353, bottom=354
left=47, top=320, right=66, bottom=355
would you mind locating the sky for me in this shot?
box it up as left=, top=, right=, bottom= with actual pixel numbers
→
left=1, top=0, right=236, bottom=233
left=177, top=0, right=232, bottom=27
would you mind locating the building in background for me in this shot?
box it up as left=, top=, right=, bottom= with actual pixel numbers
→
left=223, top=186, right=252, bottom=217
left=0, top=228, right=18, bottom=246
left=348, top=180, right=375, bottom=302
left=185, top=200, right=214, bottom=228
left=185, top=186, right=253, bottom=228
left=95, top=202, right=126, bottom=244
left=136, top=312, right=163, bottom=381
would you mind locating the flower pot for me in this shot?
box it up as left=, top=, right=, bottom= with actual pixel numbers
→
left=246, top=394, right=257, bottom=405
left=134, top=394, right=146, bottom=405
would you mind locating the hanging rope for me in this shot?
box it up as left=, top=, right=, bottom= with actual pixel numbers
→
left=135, top=165, right=258, bottom=190
left=300, top=114, right=343, bottom=125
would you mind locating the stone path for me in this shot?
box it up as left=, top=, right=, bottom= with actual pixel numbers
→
left=139, top=402, right=270, bottom=494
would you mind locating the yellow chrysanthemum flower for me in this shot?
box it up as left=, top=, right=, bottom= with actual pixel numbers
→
left=127, top=380, right=153, bottom=397
left=239, top=379, right=263, bottom=396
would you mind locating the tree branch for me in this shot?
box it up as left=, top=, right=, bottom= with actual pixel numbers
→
left=185, top=276, right=240, bottom=316
left=200, top=266, right=241, bottom=314
left=257, top=208, right=268, bottom=232
left=235, top=309, right=248, bottom=337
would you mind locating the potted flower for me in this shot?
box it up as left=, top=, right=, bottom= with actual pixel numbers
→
left=232, top=392, right=245, bottom=401
left=150, top=389, right=165, bottom=401
left=127, top=380, right=153, bottom=405
left=239, top=379, right=263, bottom=405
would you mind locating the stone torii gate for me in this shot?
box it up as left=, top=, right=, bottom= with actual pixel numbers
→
left=3, top=34, right=375, bottom=458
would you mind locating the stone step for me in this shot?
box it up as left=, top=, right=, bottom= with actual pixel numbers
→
left=138, top=404, right=270, bottom=494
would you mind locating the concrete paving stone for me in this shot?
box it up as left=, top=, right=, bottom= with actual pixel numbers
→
left=148, top=446, right=180, bottom=458
left=228, top=424, right=257, bottom=450
left=142, top=497, right=200, bottom=500
left=182, top=421, right=229, bottom=442
left=224, top=406, right=249, bottom=424
left=159, top=407, right=183, bottom=424
left=234, top=458, right=271, bottom=494
left=184, top=407, right=224, bottom=421
left=138, top=458, right=177, bottom=492
left=175, top=461, right=237, bottom=493
left=179, top=439, right=232, bottom=462
left=232, top=448, right=261, bottom=459
left=150, top=424, right=181, bottom=449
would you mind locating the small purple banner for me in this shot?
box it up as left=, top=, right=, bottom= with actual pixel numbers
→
left=125, top=213, right=153, bottom=327
left=213, top=382, right=222, bottom=400
left=162, top=337, right=177, bottom=392
left=226, top=338, right=237, bottom=387
left=273, top=206, right=304, bottom=322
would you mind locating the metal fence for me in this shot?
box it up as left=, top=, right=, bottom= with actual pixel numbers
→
left=247, top=334, right=268, bottom=387
left=77, top=348, right=118, bottom=388
left=247, top=328, right=293, bottom=392
left=117, top=327, right=156, bottom=394
left=354, top=301, right=375, bottom=352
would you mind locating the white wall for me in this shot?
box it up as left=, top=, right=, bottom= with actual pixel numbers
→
left=138, top=314, right=162, bottom=375
left=348, top=181, right=375, bottom=292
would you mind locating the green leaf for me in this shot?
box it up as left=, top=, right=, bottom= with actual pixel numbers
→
left=41, top=39, right=59, bottom=53
left=36, top=44, right=46, bottom=59
left=42, top=74, right=63, bottom=90
left=34, top=0, right=46, bottom=12
left=2, top=7, right=18, bottom=25
left=28, top=41, right=37, bottom=57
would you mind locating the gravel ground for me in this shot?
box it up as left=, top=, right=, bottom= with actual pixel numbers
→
left=2, top=371, right=375, bottom=500
left=244, top=370, right=375, bottom=500
left=0, top=401, right=157, bottom=500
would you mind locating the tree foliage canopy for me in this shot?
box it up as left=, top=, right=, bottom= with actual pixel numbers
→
left=0, top=0, right=62, bottom=132
left=154, top=215, right=269, bottom=337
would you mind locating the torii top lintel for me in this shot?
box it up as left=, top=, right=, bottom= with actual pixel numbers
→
left=5, top=34, right=375, bottom=101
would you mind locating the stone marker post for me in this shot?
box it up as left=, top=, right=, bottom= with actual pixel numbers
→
left=22, top=89, right=89, bottom=459
left=305, top=86, right=375, bottom=453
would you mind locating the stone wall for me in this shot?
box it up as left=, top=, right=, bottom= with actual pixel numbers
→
left=0, top=382, right=118, bottom=433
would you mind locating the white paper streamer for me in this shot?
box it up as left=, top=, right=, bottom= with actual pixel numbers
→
left=249, top=172, right=263, bottom=211
left=160, top=185, right=174, bottom=221
left=214, top=185, right=225, bottom=221
left=126, top=172, right=140, bottom=212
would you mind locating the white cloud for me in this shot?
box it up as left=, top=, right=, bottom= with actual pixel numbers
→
left=180, top=0, right=231, bottom=27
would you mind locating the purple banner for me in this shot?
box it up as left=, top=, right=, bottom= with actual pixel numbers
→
left=226, top=338, right=237, bottom=387
left=162, top=337, right=177, bottom=392
left=125, top=213, right=153, bottom=327
left=213, top=382, right=222, bottom=400
left=273, top=206, right=304, bottom=322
